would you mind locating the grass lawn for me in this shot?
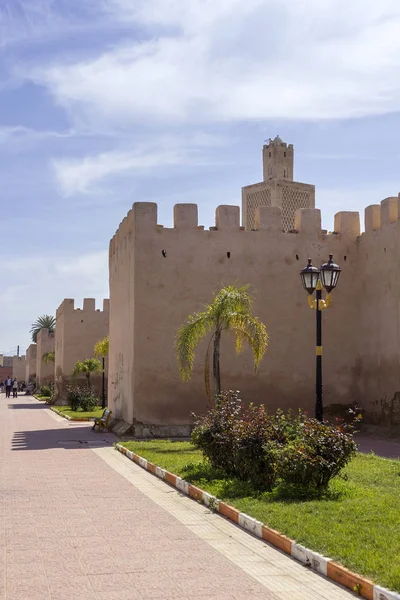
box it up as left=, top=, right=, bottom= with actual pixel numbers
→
left=120, top=439, right=400, bottom=592
left=53, top=406, right=105, bottom=419
left=35, top=394, right=49, bottom=401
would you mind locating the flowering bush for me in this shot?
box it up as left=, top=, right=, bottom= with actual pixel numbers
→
left=192, top=391, right=357, bottom=491
left=67, top=386, right=99, bottom=412
left=275, top=419, right=357, bottom=488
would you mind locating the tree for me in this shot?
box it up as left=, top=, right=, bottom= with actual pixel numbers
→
left=175, top=284, right=268, bottom=403
left=94, top=336, right=109, bottom=409
left=30, top=315, right=56, bottom=343
left=94, top=336, right=109, bottom=359
left=71, top=358, right=102, bottom=390
left=42, top=351, right=55, bottom=364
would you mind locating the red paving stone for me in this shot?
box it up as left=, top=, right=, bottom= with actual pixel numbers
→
left=0, top=394, right=279, bottom=599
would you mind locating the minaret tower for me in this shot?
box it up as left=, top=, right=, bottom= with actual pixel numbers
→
left=263, top=135, right=294, bottom=181
left=242, top=136, right=315, bottom=231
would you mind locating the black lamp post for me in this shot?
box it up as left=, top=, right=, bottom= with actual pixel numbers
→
left=101, top=357, right=106, bottom=409
left=300, top=255, right=342, bottom=422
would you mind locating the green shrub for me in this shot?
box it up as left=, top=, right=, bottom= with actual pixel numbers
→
left=40, top=385, right=52, bottom=397
left=79, top=391, right=99, bottom=412
left=192, top=391, right=357, bottom=491
left=67, top=386, right=99, bottom=412
left=193, top=391, right=279, bottom=490
left=192, top=390, right=242, bottom=476
left=276, top=419, right=357, bottom=488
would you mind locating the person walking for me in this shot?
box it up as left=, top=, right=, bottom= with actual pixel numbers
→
left=0, top=381, right=4, bottom=393
left=5, top=376, right=12, bottom=398
left=12, top=378, right=18, bottom=398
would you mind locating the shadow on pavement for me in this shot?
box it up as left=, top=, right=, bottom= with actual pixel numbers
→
left=11, top=425, right=116, bottom=451
left=8, top=402, right=48, bottom=410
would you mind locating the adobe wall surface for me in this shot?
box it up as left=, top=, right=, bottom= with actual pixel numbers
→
left=55, top=298, right=109, bottom=399
left=25, top=344, right=37, bottom=383
left=36, top=328, right=55, bottom=386
left=355, top=195, right=400, bottom=420
left=0, top=366, right=13, bottom=381
left=109, top=202, right=361, bottom=427
left=12, top=356, right=26, bottom=382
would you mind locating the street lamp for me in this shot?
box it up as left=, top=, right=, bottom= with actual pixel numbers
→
left=300, top=255, right=342, bottom=422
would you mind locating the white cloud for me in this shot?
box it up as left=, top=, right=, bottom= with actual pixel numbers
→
left=27, top=0, right=400, bottom=126
left=0, top=250, right=108, bottom=354
left=52, top=134, right=227, bottom=196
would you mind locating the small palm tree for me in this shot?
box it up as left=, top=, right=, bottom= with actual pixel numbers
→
left=71, top=358, right=102, bottom=390
left=94, top=336, right=109, bottom=409
left=42, top=351, right=55, bottom=365
left=30, top=315, right=56, bottom=343
left=94, top=336, right=109, bottom=359
left=175, top=284, right=268, bottom=403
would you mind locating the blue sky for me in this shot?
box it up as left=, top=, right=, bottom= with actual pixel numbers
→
left=1, top=0, right=400, bottom=354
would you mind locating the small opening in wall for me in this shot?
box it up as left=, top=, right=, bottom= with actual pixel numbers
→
left=227, top=252, right=231, bottom=259
left=284, top=170, right=286, bottom=177
left=284, top=152, right=286, bottom=157
left=295, top=254, right=299, bottom=260
left=81, top=320, right=83, bottom=323
left=384, top=247, right=387, bottom=253
left=162, top=249, right=167, bottom=257
left=269, top=152, right=271, bottom=158
left=344, top=255, right=347, bottom=262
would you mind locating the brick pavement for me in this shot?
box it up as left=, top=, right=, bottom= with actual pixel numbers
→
left=0, top=394, right=356, bottom=599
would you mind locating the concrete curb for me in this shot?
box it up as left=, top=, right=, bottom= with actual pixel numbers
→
left=115, top=443, right=399, bottom=600
left=50, top=407, right=94, bottom=422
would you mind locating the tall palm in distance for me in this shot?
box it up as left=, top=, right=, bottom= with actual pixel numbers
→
left=30, top=315, right=56, bottom=343
left=175, top=284, right=268, bottom=404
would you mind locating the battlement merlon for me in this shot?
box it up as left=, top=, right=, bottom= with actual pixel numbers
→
left=56, top=298, right=75, bottom=317
left=294, top=209, right=322, bottom=236
left=364, top=195, right=400, bottom=233
left=334, top=212, right=360, bottom=238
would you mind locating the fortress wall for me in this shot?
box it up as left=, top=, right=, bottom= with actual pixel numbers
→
left=36, top=328, right=55, bottom=386
left=25, top=344, right=37, bottom=383
left=109, top=201, right=361, bottom=427
left=109, top=210, right=135, bottom=423
left=55, top=298, right=109, bottom=398
left=12, top=356, right=26, bottom=381
left=356, top=195, right=400, bottom=417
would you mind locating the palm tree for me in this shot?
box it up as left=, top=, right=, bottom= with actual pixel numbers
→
left=94, top=336, right=109, bottom=409
left=30, top=315, right=56, bottom=343
left=175, top=284, right=268, bottom=403
left=42, top=351, right=55, bottom=365
left=71, top=358, right=102, bottom=390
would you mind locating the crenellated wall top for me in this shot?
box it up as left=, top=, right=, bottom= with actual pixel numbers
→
left=56, top=298, right=109, bottom=317
left=109, top=202, right=367, bottom=258
left=364, top=194, right=400, bottom=233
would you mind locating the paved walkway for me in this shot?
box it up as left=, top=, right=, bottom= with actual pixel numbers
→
left=356, top=433, right=400, bottom=459
left=0, top=394, right=356, bottom=600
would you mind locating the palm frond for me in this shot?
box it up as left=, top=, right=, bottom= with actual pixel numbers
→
left=211, top=284, right=252, bottom=328
left=94, top=336, right=109, bottom=358
left=42, top=351, right=55, bottom=365
left=230, top=313, right=269, bottom=371
left=72, top=358, right=102, bottom=377
left=30, top=314, right=56, bottom=343
left=175, top=311, right=214, bottom=381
